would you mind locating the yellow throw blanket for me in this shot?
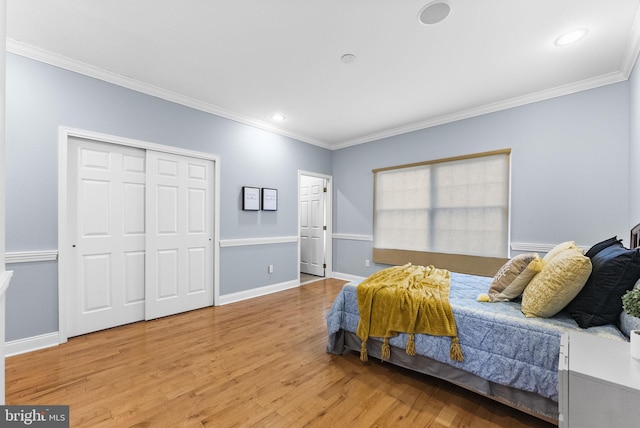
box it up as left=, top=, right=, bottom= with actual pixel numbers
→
left=356, top=263, right=463, bottom=362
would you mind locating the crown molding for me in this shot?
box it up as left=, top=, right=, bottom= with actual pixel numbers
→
left=6, top=39, right=331, bottom=150
left=333, top=71, right=628, bottom=150
left=621, top=3, right=640, bottom=78
left=8, top=36, right=637, bottom=152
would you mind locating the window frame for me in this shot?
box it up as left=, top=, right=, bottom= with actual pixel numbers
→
left=372, top=149, right=511, bottom=277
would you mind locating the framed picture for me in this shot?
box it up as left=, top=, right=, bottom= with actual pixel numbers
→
left=242, top=186, right=260, bottom=211
left=262, top=188, right=278, bottom=211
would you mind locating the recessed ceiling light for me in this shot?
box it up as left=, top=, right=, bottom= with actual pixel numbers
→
left=418, top=1, right=451, bottom=25
left=555, top=28, right=588, bottom=46
left=271, top=113, right=285, bottom=121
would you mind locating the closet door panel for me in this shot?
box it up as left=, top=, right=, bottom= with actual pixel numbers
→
left=145, top=151, right=214, bottom=320
left=67, top=138, right=146, bottom=337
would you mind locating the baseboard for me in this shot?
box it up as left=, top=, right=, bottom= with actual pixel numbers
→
left=5, top=331, right=59, bottom=357
left=332, top=272, right=366, bottom=283
left=217, top=279, right=300, bottom=305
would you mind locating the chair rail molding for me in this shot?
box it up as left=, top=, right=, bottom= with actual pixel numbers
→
left=510, top=242, right=588, bottom=253
left=332, top=233, right=373, bottom=241
left=6, top=250, right=59, bottom=264
left=219, top=236, right=298, bottom=247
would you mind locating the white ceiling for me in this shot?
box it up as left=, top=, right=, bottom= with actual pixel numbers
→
left=6, top=0, right=640, bottom=149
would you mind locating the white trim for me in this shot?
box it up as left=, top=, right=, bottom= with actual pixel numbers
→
left=9, top=40, right=638, bottom=152
left=60, top=126, right=220, bottom=161
left=332, top=272, right=366, bottom=283
left=298, top=170, right=334, bottom=283
left=0, top=271, right=13, bottom=297
left=213, top=149, right=221, bottom=307
left=7, top=40, right=330, bottom=150
left=510, top=242, right=588, bottom=253
left=332, top=72, right=627, bottom=150
left=332, top=233, right=373, bottom=242
left=4, top=331, right=59, bottom=357
left=219, top=236, right=298, bottom=247
left=621, top=2, right=640, bottom=77
left=5, top=250, right=58, bottom=264
left=510, top=243, right=556, bottom=253
left=217, top=279, right=299, bottom=305
left=58, top=126, right=221, bottom=342
left=58, top=127, right=68, bottom=344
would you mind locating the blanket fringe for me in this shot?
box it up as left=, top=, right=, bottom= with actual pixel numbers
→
left=381, top=338, right=391, bottom=361
left=450, top=336, right=464, bottom=362
left=360, top=340, right=368, bottom=361
left=406, top=333, right=416, bottom=356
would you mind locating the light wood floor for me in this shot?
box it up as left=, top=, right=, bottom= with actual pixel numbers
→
left=6, top=278, right=556, bottom=427
left=300, top=273, right=324, bottom=284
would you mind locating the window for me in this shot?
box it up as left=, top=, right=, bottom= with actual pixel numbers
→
left=373, top=150, right=510, bottom=269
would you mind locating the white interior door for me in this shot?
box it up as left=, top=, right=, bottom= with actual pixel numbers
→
left=145, top=151, right=214, bottom=320
left=300, top=175, right=326, bottom=276
left=68, top=138, right=146, bottom=337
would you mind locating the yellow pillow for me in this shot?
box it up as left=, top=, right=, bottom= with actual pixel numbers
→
left=521, top=248, right=592, bottom=318
left=542, top=240, right=578, bottom=263
left=487, top=254, right=542, bottom=302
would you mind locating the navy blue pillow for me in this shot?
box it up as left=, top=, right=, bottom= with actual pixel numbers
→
left=566, top=239, right=640, bottom=328
left=584, top=236, right=619, bottom=259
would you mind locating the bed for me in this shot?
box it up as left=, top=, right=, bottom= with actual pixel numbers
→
left=326, top=238, right=640, bottom=423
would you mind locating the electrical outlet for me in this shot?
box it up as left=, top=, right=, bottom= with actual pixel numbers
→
left=365, top=259, right=370, bottom=267
left=268, top=264, right=274, bottom=274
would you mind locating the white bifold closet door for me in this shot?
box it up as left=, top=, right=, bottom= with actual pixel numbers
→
left=68, top=139, right=147, bottom=337
left=145, top=151, right=214, bottom=320
left=67, top=138, right=213, bottom=337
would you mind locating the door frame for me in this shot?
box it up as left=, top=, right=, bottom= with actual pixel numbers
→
left=297, top=170, right=333, bottom=283
left=58, top=126, right=221, bottom=344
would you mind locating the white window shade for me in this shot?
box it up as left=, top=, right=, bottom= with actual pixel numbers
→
left=374, top=166, right=430, bottom=251
left=373, top=150, right=510, bottom=259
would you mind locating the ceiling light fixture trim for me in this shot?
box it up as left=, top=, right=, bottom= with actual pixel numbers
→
left=418, top=1, right=452, bottom=26
left=555, top=28, right=589, bottom=46
left=340, top=53, right=357, bottom=64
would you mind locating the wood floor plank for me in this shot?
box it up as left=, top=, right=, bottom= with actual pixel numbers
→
left=6, top=278, right=556, bottom=427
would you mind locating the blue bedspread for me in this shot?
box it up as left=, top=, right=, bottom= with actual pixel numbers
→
left=326, top=272, right=626, bottom=402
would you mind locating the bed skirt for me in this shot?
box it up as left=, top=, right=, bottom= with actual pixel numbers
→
left=329, top=329, right=558, bottom=424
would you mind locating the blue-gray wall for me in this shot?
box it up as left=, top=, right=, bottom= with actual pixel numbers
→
left=332, top=82, right=631, bottom=277
left=5, top=53, right=331, bottom=341
left=5, top=50, right=638, bottom=343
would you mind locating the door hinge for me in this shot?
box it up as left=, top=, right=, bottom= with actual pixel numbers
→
left=323, top=263, right=327, bottom=269
left=323, top=187, right=327, bottom=192
left=323, top=225, right=327, bottom=231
